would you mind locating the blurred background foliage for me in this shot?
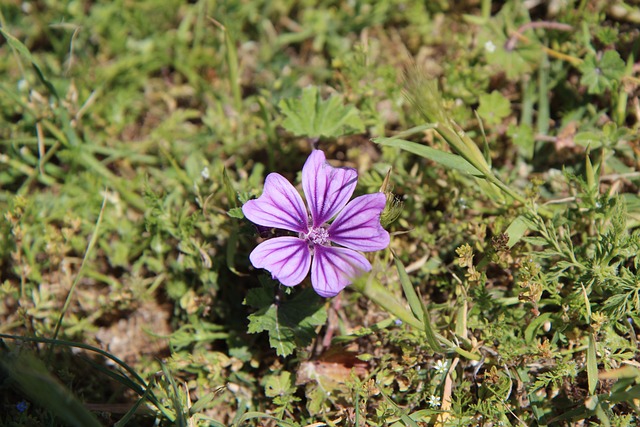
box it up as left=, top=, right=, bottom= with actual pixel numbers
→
left=1, top=0, right=639, bottom=425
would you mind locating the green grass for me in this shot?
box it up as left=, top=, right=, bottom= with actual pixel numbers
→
left=1, top=1, right=640, bottom=426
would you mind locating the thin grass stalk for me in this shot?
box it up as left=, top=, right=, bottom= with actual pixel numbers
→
left=48, top=192, right=107, bottom=361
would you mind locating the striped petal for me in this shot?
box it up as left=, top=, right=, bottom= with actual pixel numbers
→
left=242, top=173, right=308, bottom=233
left=302, top=150, right=357, bottom=227
left=310, top=246, right=371, bottom=297
left=328, top=193, right=390, bottom=252
left=249, top=237, right=311, bottom=287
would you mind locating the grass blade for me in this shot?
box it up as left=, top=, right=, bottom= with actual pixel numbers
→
left=379, top=388, right=421, bottom=427
left=0, top=27, right=59, bottom=99
left=1, top=353, right=102, bottom=427
left=587, top=333, right=598, bottom=395
left=393, top=252, right=423, bottom=320
left=374, top=137, right=483, bottom=177
left=234, top=412, right=299, bottom=427
left=393, top=252, right=442, bottom=353
left=354, top=276, right=424, bottom=331
left=114, top=387, right=153, bottom=427
left=48, top=192, right=108, bottom=359
left=0, top=333, right=176, bottom=420
left=161, top=363, right=187, bottom=427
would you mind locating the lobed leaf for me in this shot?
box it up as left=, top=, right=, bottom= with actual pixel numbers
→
left=578, top=50, right=626, bottom=95
left=279, top=86, right=364, bottom=138
left=246, top=283, right=327, bottom=357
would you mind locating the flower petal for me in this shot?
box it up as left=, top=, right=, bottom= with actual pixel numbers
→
left=310, top=246, right=371, bottom=297
left=249, top=237, right=311, bottom=287
left=328, top=193, right=390, bottom=252
left=302, top=150, right=357, bottom=227
left=242, top=173, right=308, bottom=233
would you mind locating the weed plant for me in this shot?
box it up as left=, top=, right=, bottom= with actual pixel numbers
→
left=1, top=1, right=639, bottom=426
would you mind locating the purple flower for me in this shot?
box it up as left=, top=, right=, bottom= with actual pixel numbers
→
left=16, top=400, right=28, bottom=413
left=243, top=150, right=390, bottom=297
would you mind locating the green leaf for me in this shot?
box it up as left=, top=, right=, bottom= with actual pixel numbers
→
left=574, top=131, right=604, bottom=149
left=507, top=123, right=535, bottom=159
left=169, top=321, right=228, bottom=351
left=521, top=236, right=548, bottom=246
left=587, top=333, right=598, bottom=395
left=393, top=254, right=423, bottom=321
left=246, top=282, right=327, bottom=357
left=188, top=391, right=217, bottom=417
left=373, top=137, right=483, bottom=177
left=477, top=90, right=511, bottom=126
left=278, top=86, right=364, bottom=138
left=305, top=385, right=328, bottom=415
left=595, top=26, right=619, bottom=45
left=223, top=168, right=238, bottom=209
left=578, top=50, right=626, bottom=95
left=0, top=27, right=60, bottom=99
left=480, top=26, right=540, bottom=81
left=1, top=353, right=103, bottom=427
left=505, top=215, right=533, bottom=248
left=227, top=207, right=244, bottom=219
left=160, top=363, right=188, bottom=427
left=524, top=312, right=552, bottom=344
left=379, top=388, right=421, bottom=427
left=393, top=254, right=442, bottom=353
left=114, top=389, right=153, bottom=427
left=234, top=411, right=300, bottom=427
left=264, top=371, right=296, bottom=398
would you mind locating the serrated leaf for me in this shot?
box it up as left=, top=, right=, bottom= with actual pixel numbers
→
left=578, top=50, right=626, bottom=95
left=227, top=207, right=244, bottom=219
left=478, top=90, right=511, bottom=126
left=482, top=35, right=540, bottom=80
left=278, top=86, right=364, bottom=138
left=246, top=284, right=327, bottom=357
left=305, top=384, right=329, bottom=414
left=264, top=371, right=295, bottom=398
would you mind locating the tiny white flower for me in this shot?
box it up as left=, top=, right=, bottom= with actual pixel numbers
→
left=433, top=359, right=449, bottom=375
left=484, top=40, right=496, bottom=53
left=428, top=394, right=441, bottom=408
left=17, top=79, right=29, bottom=91
left=201, top=166, right=210, bottom=180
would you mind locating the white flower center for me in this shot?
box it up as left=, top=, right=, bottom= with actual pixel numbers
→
left=305, top=226, right=329, bottom=246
